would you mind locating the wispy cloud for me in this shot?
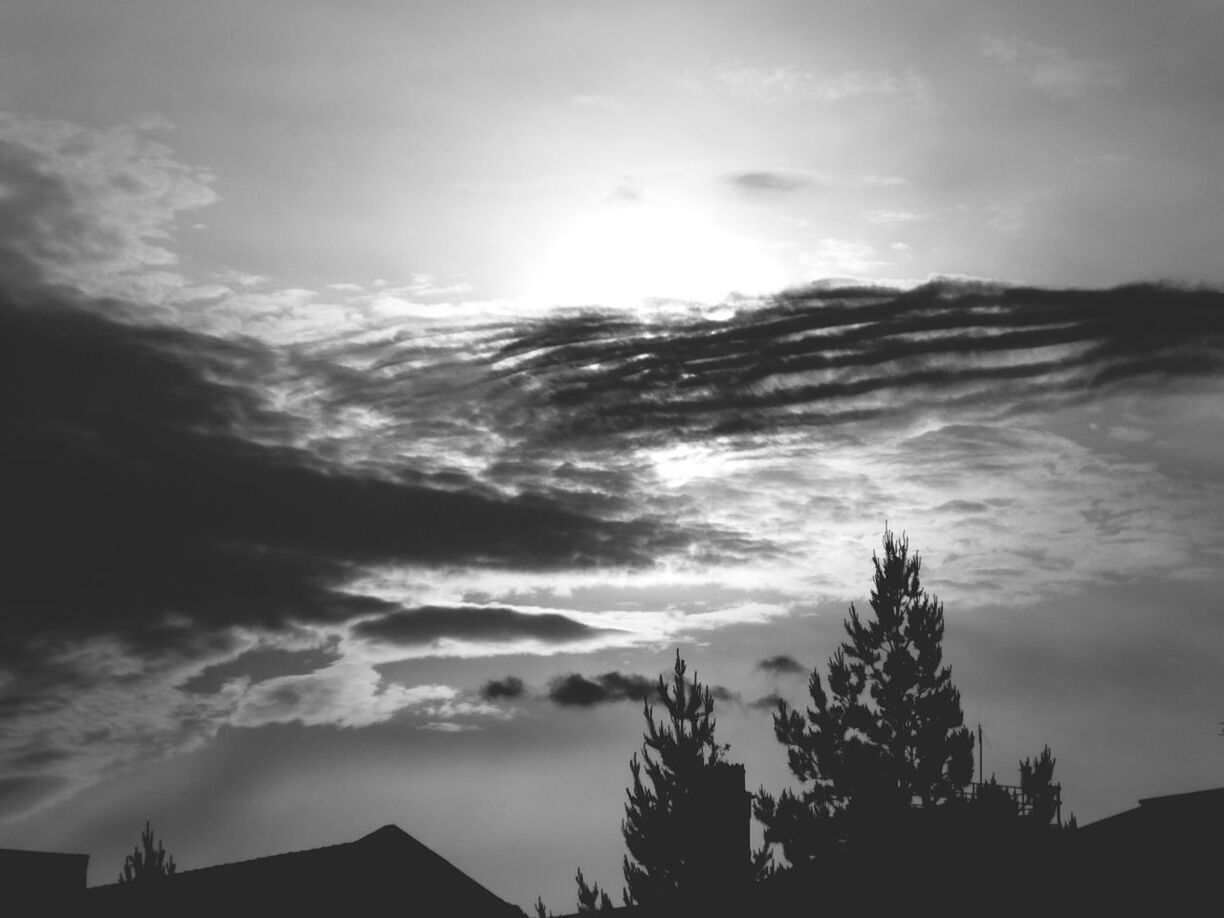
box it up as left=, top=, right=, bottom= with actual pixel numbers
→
left=864, top=209, right=934, bottom=226
left=0, top=110, right=216, bottom=303
left=981, top=36, right=1121, bottom=97
left=800, top=237, right=887, bottom=277
left=228, top=663, right=455, bottom=729
left=683, top=66, right=928, bottom=107
left=728, top=171, right=812, bottom=194
left=748, top=692, right=787, bottom=712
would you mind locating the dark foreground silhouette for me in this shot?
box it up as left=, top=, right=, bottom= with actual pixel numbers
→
left=4, top=788, right=1223, bottom=917
left=5, top=824, right=521, bottom=918
left=555, top=785, right=1224, bottom=916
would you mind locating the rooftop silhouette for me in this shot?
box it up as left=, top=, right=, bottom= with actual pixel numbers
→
left=6, top=824, right=521, bottom=918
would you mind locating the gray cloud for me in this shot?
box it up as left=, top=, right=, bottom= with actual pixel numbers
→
left=709, top=685, right=742, bottom=705
left=756, top=654, right=806, bottom=675
left=353, top=606, right=611, bottom=648
left=727, top=171, right=811, bottom=193
left=546, top=671, right=740, bottom=708
left=748, top=692, right=786, bottom=711
left=547, top=672, right=657, bottom=707
left=479, top=676, right=527, bottom=701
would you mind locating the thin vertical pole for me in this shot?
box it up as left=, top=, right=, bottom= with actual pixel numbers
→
left=977, top=723, right=984, bottom=787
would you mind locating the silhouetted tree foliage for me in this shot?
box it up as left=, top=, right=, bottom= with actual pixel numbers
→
left=117, top=821, right=177, bottom=883
left=1019, top=745, right=1059, bottom=825
left=620, top=650, right=726, bottom=904
left=532, top=894, right=552, bottom=917
left=575, top=650, right=769, bottom=910
left=625, top=650, right=774, bottom=905
left=756, top=528, right=975, bottom=864
left=976, top=775, right=1019, bottom=821
left=574, top=867, right=615, bottom=911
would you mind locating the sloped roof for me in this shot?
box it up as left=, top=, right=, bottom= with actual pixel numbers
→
left=87, top=824, right=520, bottom=917
left=1080, top=786, right=1224, bottom=835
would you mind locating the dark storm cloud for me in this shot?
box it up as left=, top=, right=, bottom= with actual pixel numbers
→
left=479, top=676, right=526, bottom=701
left=756, top=654, right=806, bottom=675
left=352, top=606, right=611, bottom=647
left=727, top=170, right=811, bottom=193
left=480, top=281, right=1224, bottom=445
left=546, top=671, right=740, bottom=707
left=0, top=292, right=701, bottom=659
left=547, top=672, right=657, bottom=707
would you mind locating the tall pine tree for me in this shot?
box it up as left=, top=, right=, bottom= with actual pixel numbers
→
left=620, top=649, right=726, bottom=905
left=576, top=650, right=769, bottom=911
left=756, top=528, right=974, bottom=865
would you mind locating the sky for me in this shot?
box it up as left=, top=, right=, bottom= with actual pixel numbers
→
left=1, top=0, right=1223, bottom=911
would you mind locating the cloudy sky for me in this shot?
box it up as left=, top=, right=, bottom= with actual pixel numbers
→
left=2, top=0, right=1224, bottom=911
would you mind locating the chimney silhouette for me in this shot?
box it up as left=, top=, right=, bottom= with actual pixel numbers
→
left=688, top=762, right=751, bottom=899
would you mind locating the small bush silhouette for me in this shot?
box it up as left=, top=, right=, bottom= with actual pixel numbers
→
left=117, top=821, right=177, bottom=883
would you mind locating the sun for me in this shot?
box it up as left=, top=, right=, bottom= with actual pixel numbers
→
left=525, top=200, right=785, bottom=310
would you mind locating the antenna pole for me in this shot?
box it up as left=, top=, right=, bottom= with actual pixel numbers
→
left=977, top=722, right=984, bottom=787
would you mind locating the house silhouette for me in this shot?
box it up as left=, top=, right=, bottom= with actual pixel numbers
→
left=82, top=824, right=522, bottom=918
left=0, top=846, right=89, bottom=911
left=1066, top=787, right=1224, bottom=912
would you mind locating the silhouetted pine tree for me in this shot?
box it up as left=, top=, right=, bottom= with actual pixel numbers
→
left=117, top=821, right=177, bottom=883
left=1019, top=745, right=1059, bottom=825
left=756, top=528, right=974, bottom=865
left=574, top=867, right=615, bottom=911
left=576, top=650, right=769, bottom=910
left=628, top=650, right=773, bottom=904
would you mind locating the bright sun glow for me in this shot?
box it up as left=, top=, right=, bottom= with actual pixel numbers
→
left=525, top=201, right=785, bottom=309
